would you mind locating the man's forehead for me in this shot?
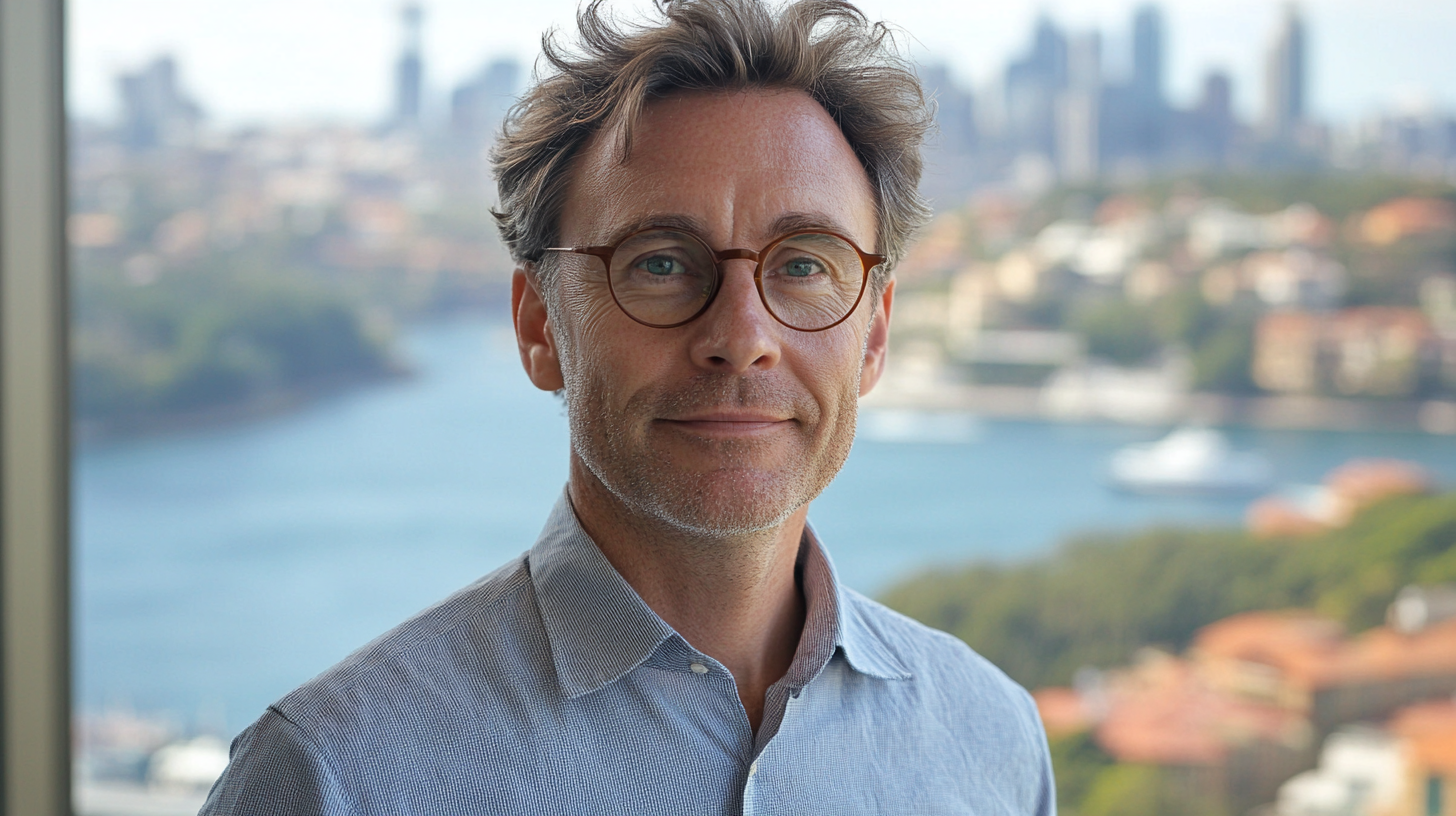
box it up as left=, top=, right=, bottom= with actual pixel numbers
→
left=587, top=210, right=864, bottom=247
left=560, top=88, right=878, bottom=248
left=596, top=88, right=842, bottom=162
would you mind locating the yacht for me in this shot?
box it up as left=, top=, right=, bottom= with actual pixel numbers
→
left=1108, top=427, right=1273, bottom=495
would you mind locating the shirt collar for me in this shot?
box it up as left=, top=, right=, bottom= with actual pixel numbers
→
left=527, top=489, right=911, bottom=700
left=802, top=524, right=914, bottom=683
left=527, top=492, right=676, bottom=699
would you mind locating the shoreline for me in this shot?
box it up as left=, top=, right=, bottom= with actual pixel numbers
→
left=77, top=373, right=1456, bottom=446
left=70, top=305, right=514, bottom=449
left=73, top=364, right=414, bottom=449
left=863, top=382, right=1456, bottom=435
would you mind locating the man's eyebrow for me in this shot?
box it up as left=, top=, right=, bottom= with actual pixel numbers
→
left=594, top=211, right=860, bottom=248
left=767, top=211, right=857, bottom=239
left=598, top=214, right=710, bottom=246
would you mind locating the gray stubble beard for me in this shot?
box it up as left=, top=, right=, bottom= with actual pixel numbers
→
left=554, top=319, right=862, bottom=542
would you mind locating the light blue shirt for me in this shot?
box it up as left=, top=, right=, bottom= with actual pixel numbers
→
left=202, top=491, right=1055, bottom=815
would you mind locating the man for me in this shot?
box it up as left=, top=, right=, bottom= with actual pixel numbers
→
left=202, top=1, right=1054, bottom=813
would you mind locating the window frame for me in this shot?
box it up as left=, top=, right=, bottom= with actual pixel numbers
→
left=0, top=0, right=72, bottom=814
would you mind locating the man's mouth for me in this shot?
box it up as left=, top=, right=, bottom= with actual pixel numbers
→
left=657, top=411, right=794, bottom=437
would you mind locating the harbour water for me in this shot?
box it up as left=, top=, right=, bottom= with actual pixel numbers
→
left=74, top=316, right=1456, bottom=735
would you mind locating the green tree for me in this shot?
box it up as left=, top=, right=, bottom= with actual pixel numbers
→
left=1080, top=765, right=1165, bottom=816
left=881, top=493, right=1456, bottom=690
left=72, top=268, right=394, bottom=430
left=1049, top=732, right=1117, bottom=816
left=1072, top=300, right=1160, bottom=365
left=1192, top=321, right=1256, bottom=394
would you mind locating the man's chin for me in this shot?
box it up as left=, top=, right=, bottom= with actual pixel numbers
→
left=651, top=502, right=799, bottom=539
left=618, top=469, right=806, bottom=538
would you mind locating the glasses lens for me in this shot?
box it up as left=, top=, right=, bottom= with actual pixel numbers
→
left=608, top=230, right=717, bottom=327
left=760, top=232, right=867, bottom=330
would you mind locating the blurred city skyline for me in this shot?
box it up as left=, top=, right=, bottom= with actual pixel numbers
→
left=71, top=0, right=1456, bottom=127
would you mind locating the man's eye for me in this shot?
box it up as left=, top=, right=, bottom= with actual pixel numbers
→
left=641, top=257, right=680, bottom=276
left=784, top=258, right=824, bottom=278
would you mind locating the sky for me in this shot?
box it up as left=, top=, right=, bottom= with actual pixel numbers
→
left=69, top=0, right=1456, bottom=127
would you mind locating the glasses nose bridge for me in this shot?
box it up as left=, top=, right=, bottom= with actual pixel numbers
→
left=713, top=247, right=760, bottom=267
left=704, top=246, right=766, bottom=321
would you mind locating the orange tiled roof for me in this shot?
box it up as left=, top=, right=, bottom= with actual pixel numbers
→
left=1323, top=459, right=1431, bottom=509
left=1193, top=610, right=1456, bottom=689
left=1246, top=497, right=1330, bottom=539
left=1322, top=618, right=1456, bottom=686
left=1191, top=610, right=1344, bottom=686
left=1032, top=687, right=1092, bottom=738
left=1360, top=197, right=1456, bottom=245
left=1389, top=699, right=1456, bottom=774
left=1257, top=310, right=1322, bottom=338
left=1095, top=659, right=1304, bottom=766
left=1326, top=307, right=1433, bottom=341
left=1246, top=459, right=1431, bottom=537
left=1092, top=608, right=1456, bottom=769
left=1094, top=194, right=1151, bottom=226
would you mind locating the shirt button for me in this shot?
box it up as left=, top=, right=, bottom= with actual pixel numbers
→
left=748, top=760, right=759, bottom=777
left=689, top=662, right=708, bottom=674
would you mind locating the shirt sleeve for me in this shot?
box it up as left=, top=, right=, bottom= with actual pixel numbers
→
left=199, top=707, right=356, bottom=816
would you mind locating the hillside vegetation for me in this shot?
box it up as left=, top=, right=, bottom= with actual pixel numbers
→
left=73, top=259, right=397, bottom=435
left=880, top=491, right=1456, bottom=690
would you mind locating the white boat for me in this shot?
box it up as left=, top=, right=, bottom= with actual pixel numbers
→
left=1108, top=427, right=1273, bottom=495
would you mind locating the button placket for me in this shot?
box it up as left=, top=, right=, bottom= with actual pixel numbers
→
left=742, top=758, right=760, bottom=816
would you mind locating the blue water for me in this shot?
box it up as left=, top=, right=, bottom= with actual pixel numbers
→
left=74, top=316, right=1456, bottom=734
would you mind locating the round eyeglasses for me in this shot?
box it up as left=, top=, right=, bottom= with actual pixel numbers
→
left=542, top=228, right=885, bottom=332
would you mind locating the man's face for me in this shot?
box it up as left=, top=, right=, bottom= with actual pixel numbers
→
left=530, top=89, right=892, bottom=536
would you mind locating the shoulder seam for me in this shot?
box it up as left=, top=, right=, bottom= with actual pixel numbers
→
left=263, top=705, right=363, bottom=816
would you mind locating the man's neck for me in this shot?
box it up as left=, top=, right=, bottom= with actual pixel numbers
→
left=566, top=456, right=807, bottom=733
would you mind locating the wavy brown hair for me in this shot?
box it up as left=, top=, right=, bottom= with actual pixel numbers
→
left=490, top=0, right=932, bottom=290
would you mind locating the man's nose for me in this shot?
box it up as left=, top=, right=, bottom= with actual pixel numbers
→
left=686, top=260, right=782, bottom=374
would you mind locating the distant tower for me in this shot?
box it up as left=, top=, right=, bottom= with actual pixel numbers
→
left=1057, top=32, right=1101, bottom=183
left=1004, top=15, right=1069, bottom=158
left=1263, top=4, right=1307, bottom=140
left=1131, top=5, right=1165, bottom=111
left=1195, top=70, right=1235, bottom=162
left=117, top=55, right=202, bottom=150
left=1198, top=72, right=1233, bottom=128
left=451, top=58, right=522, bottom=143
left=393, top=3, right=424, bottom=129
left=920, top=64, right=977, bottom=155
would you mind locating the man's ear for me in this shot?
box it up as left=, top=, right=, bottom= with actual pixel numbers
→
left=858, top=277, right=894, bottom=397
left=512, top=267, right=566, bottom=392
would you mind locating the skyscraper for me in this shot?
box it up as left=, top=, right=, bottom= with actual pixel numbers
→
left=116, top=55, right=202, bottom=151
left=1057, top=32, right=1101, bottom=183
left=393, top=3, right=424, bottom=129
left=1198, top=72, right=1234, bottom=133
left=451, top=58, right=522, bottom=143
left=1264, top=3, right=1307, bottom=140
left=1004, top=16, right=1069, bottom=158
left=1097, top=5, right=1167, bottom=170
left=1131, top=5, right=1165, bottom=111
left=920, top=64, right=977, bottom=155
left=1190, top=69, right=1236, bottom=163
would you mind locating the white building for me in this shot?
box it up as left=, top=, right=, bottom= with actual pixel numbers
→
left=1277, top=726, right=1404, bottom=816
